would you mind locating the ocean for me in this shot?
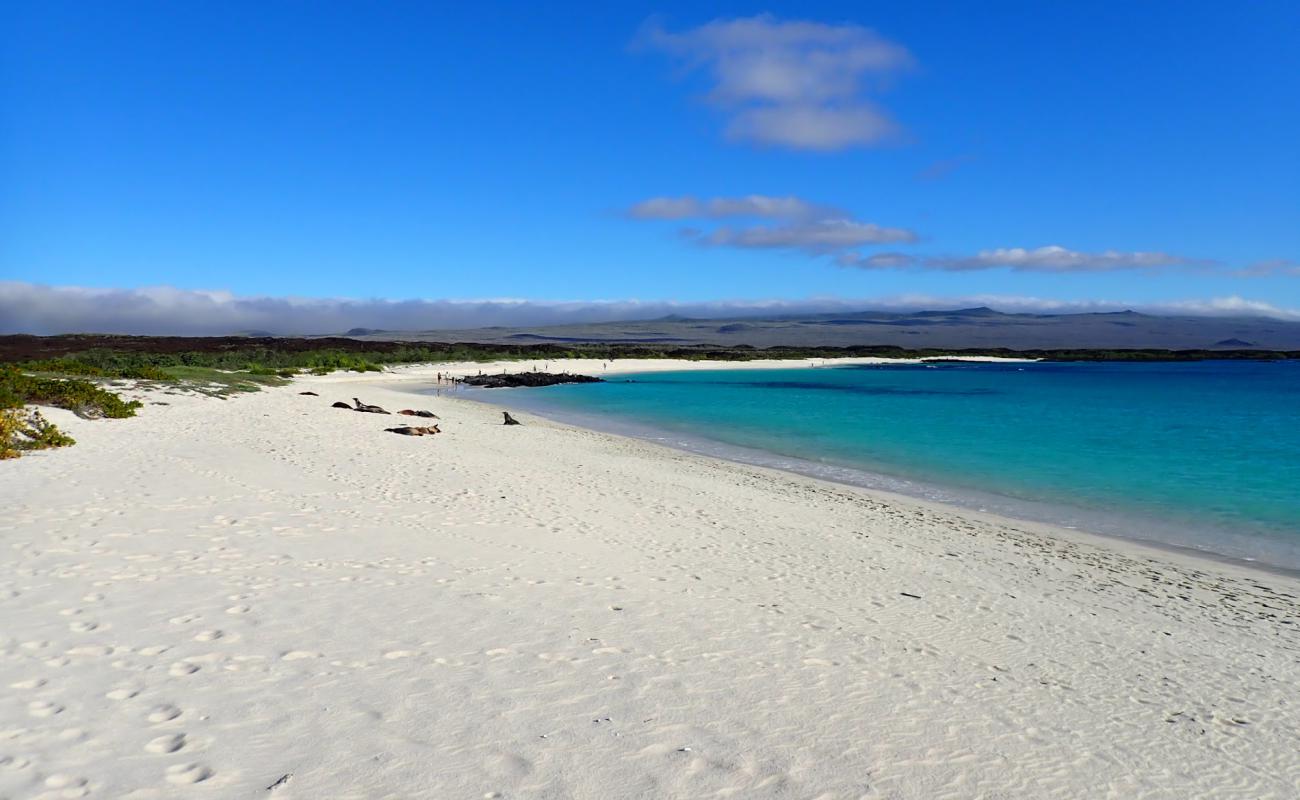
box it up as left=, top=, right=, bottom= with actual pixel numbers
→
left=462, top=361, right=1300, bottom=571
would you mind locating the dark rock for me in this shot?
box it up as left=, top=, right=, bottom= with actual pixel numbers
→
left=461, top=372, right=604, bottom=389
left=299, top=391, right=319, bottom=396
left=397, top=409, right=439, bottom=418
left=502, top=412, right=522, bottom=426
left=331, top=401, right=352, bottom=409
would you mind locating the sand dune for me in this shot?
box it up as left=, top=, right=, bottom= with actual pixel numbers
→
left=2, top=364, right=1297, bottom=798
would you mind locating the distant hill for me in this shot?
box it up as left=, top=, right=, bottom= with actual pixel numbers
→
left=340, top=308, right=1300, bottom=350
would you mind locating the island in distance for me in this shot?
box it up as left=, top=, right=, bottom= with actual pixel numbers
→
left=337, top=307, right=1300, bottom=351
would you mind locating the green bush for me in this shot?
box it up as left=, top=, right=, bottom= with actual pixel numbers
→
left=0, top=366, right=141, bottom=418
left=22, top=357, right=172, bottom=381
left=0, top=409, right=21, bottom=459
left=22, top=409, right=76, bottom=448
left=0, top=407, right=76, bottom=457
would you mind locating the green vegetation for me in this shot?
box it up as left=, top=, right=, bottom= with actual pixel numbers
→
left=21, top=357, right=172, bottom=380
left=19, top=345, right=415, bottom=376
left=0, top=407, right=76, bottom=459
left=1, top=365, right=141, bottom=419
left=0, top=409, right=22, bottom=459
left=159, top=366, right=290, bottom=397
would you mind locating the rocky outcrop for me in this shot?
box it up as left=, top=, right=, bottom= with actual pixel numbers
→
left=460, top=372, right=604, bottom=388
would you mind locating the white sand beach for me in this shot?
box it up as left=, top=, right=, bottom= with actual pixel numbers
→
left=3, top=361, right=1298, bottom=799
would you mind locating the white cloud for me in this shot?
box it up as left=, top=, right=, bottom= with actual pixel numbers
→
left=1159, top=295, right=1300, bottom=318
left=628, top=193, right=916, bottom=257
left=703, top=219, right=916, bottom=251
left=839, top=245, right=1200, bottom=273
left=942, top=246, right=1194, bottom=272
left=855, top=293, right=1300, bottom=320
left=638, top=14, right=913, bottom=150
left=632, top=203, right=1235, bottom=275
left=839, top=251, right=915, bottom=268
left=627, top=194, right=832, bottom=220
left=1235, top=258, right=1300, bottom=277
left=3, top=282, right=1298, bottom=336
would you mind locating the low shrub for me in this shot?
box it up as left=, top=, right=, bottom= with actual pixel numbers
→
left=0, top=408, right=76, bottom=458
left=0, top=365, right=141, bottom=418
left=0, top=409, right=21, bottom=459
left=22, top=357, right=172, bottom=381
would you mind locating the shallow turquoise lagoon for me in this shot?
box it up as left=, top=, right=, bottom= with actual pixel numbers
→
left=482, top=361, right=1300, bottom=570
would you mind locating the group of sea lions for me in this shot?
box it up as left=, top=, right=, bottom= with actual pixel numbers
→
left=314, top=394, right=522, bottom=436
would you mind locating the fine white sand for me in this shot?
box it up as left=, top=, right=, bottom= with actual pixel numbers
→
left=3, top=361, right=1298, bottom=799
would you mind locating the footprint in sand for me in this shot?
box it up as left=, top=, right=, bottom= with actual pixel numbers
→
left=0, top=755, right=32, bottom=771
left=165, top=763, right=213, bottom=784
left=193, top=630, right=224, bottom=642
left=146, top=733, right=187, bottom=754
left=106, top=687, right=140, bottom=701
left=225, top=605, right=251, bottom=615
left=67, top=645, right=113, bottom=657
left=168, top=614, right=201, bottom=626
left=28, top=700, right=64, bottom=718
left=69, top=621, right=103, bottom=633
left=43, top=774, right=89, bottom=796
left=10, top=678, right=47, bottom=690
left=281, top=651, right=321, bottom=661
left=169, top=662, right=201, bottom=676
left=147, top=704, right=182, bottom=723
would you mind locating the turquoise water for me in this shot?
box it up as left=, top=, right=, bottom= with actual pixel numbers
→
left=483, top=361, right=1300, bottom=569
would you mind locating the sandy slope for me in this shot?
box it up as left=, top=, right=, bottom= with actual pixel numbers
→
left=2, top=365, right=1297, bottom=799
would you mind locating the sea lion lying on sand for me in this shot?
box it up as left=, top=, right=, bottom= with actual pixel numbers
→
left=385, top=425, right=440, bottom=436
left=397, top=409, right=439, bottom=418
left=352, top=398, right=390, bottom=414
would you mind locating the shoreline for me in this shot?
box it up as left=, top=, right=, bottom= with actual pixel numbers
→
left=448, top=384, right=1300, bottom=581
left=4, top=361, right=1298, bottom=797
left=373, top=358, right=1298, bottom=580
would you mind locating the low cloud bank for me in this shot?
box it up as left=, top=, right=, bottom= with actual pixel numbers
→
left=841, top=246, right=1199, bottom=273
left=2, top=282, right=1298, bottom=336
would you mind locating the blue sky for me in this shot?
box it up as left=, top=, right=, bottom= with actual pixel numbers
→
left=2, top=2, right=1298, bottom=332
